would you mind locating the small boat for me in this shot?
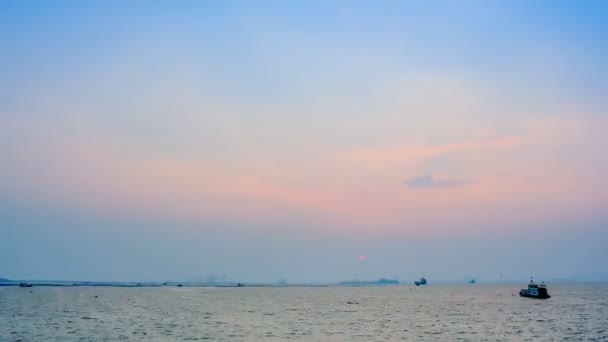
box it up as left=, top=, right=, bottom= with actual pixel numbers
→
left=519, top=277, right=550, bottom=299
left=469, top=279, right=476, bottom=284
left=237, top=283, right=244, bottom=287
left=19, top=282, right=33, bottom=288
left=414, top=277, right=427, bottom=286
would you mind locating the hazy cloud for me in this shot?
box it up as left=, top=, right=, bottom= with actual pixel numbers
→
left=341, top=136, right=524, bottom=164
left=405, top=175, right=474, bottom=189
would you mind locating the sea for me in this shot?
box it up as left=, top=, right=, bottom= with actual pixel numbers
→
left=1, top=284, right=607, bottom=341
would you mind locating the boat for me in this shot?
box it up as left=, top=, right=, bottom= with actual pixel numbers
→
left=414, top=277, right=427, bottom=286
left=469, top=279, right=476, bottom=284
left=519, top=277, right=550, bottom=299
left=19, top=282, right=33, bottom=288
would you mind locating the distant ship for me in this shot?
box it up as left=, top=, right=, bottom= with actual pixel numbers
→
left=414, top=277, right=427, bottom=286
left=519, top=277, right=550, bottom=299
left=469, top=279, right=476, bottom=284
left=19, top=282, right=33, bottom=288
left=339, top=278, right=399, bottom=285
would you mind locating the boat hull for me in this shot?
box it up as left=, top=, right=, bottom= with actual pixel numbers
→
left=519, top=291, right=550, bottom=299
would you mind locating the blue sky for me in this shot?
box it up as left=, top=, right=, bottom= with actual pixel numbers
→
left=1, top=1, right=607, bottom=282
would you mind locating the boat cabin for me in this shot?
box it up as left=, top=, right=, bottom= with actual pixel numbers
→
left=519, top=278, right=550, bottom=299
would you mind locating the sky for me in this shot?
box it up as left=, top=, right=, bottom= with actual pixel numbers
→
left=1, top=0, right=607, bottom=283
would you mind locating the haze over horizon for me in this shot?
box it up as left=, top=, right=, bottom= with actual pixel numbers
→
left=1, top=1, right=607, bottom=284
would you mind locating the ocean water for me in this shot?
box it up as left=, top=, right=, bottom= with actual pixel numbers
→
left=1, top=284, right=607, bottom=341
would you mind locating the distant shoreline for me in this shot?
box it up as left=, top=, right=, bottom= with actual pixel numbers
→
left=0, top=281, right=331, bottom=288
left=1, top=280, right=607, bottom=288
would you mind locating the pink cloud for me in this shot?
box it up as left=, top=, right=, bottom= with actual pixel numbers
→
left=341, top=136, right=524, bottom=164
left=5, top=115, right=605, bottom=235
